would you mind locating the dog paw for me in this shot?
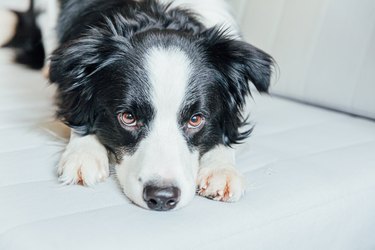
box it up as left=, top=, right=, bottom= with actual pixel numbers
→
left=197, top=167, right=245, bottom=202
left=57, top=138, right=109, bottom=186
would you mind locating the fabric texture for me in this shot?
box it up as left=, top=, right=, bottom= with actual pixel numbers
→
left=1, top=47, right=375, bottom=249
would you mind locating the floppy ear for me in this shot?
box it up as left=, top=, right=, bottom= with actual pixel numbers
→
left=49, top=40, right=97, bottom=134
left=49, top=32, right=125, bottom=134
left=202, top=28, right=274, bottom=93
left=199, top=28, right=274, bottom=145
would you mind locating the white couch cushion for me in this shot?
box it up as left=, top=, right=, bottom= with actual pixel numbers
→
left=1, top=47, right=375, bottom=249
left=233, top=0, right=375, bottom=120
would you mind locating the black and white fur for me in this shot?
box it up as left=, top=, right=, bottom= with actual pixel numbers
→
left=1, top=0, right=274, bottom=211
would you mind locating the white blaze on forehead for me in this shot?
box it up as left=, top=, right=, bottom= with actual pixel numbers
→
left=140, top=46, right=195, bottom=178
left=146, top=47, right=192, bottom=117
left=116, top=47, right=199, bottom=209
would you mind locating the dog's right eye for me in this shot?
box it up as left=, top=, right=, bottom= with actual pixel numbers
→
left=118, top=113, right=137, bottom=127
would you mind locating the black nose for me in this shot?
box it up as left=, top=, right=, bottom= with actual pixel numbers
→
left=143, top=185, right=181, bottom=211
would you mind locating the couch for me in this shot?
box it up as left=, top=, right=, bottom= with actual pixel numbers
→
left=1, top=0, right=374, bottom=249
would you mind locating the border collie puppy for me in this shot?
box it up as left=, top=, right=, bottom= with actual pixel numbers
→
left=1, top=0, right=274, bottom=211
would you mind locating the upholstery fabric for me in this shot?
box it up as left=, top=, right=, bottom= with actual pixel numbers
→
left=1, top=48, right=375, bottom=249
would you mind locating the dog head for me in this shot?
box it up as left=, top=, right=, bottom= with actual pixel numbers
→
left=50, top=16, right=273, bottom=211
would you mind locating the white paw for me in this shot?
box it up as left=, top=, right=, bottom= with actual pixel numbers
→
left=57, top=136, right=109, bottom=186
left=197, top=167, right=245, bottom=202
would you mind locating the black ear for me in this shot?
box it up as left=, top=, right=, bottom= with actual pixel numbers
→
left=199, top=28, right=275, bottom=145
left=49, top=39, right=98, bottom=134
left=201, top=28, right=274, bottom=94
left=49, top=30, right=128, bottom=134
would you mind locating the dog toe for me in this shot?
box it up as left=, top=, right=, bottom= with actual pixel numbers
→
left=58, top=147, right=109, bottom=186
left=197, top=167, right=245, bottom=202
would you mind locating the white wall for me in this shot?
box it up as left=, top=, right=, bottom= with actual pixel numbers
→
left=230, top=0, right=375, bottom=119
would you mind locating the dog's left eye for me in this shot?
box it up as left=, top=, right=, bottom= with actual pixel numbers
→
left=188, top=114, right=205, bottom=129
left=118, top=112, right=137, bottom=127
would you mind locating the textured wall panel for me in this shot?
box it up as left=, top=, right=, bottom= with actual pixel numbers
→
left=233, top=0, right=375, bottom=119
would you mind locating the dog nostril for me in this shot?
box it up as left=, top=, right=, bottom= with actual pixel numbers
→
left=143, top=185, right=181, bottom=211
left=166, top=199, right=176, bottom=208
left=148, top=198, right=158, bottom=208
left=149, top=199, right=157, bottom=205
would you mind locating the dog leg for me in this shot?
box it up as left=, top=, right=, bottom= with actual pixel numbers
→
left=0, top=9, right=18, bottom=47
left=197, top=145, right=245, bottom=202
left=58, top=131, right=109, bottom=186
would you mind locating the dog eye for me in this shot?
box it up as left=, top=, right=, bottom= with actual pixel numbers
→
left=188, top=114, right=205, bottom=129
left=118, top=112, right=137, bottom=127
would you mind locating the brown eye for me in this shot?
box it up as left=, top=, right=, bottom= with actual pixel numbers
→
left=188, top=114, right=205, bottom=129
left=118, top=112, right=137, bottom=127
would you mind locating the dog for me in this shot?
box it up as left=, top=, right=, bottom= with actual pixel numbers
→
left=0, top=0, right=274, bottom=211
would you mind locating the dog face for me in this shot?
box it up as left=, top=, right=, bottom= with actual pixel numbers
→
left=50, top=21, right=273, bottom=210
